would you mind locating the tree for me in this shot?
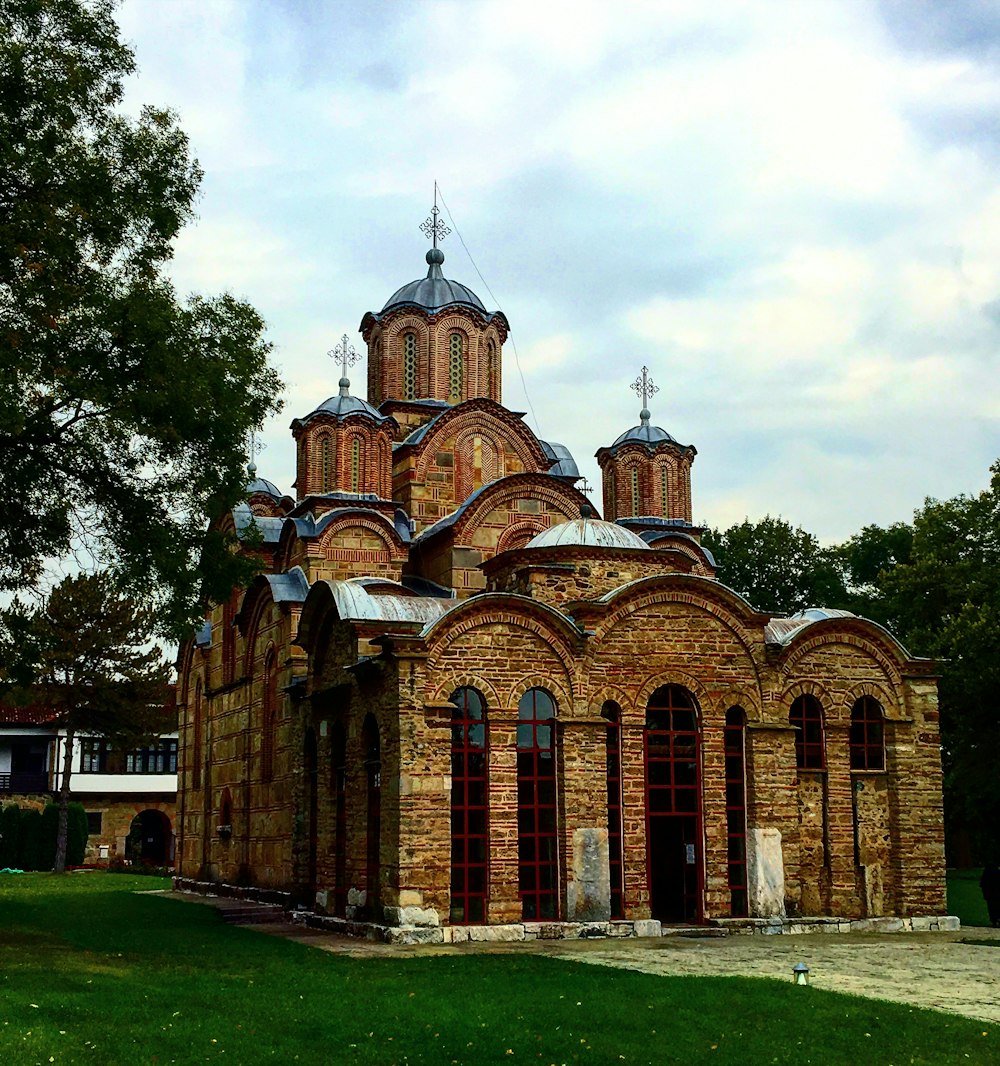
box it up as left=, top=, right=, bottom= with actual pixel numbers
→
left=0, top=0, right=283, bottom=637
left=832, top=522, right=914, bottom=630
left=875, top=461, right=1000, bottom=861
left=7, top=571, right=170, bottom=872
left=702, top=516, right=848, bottom=614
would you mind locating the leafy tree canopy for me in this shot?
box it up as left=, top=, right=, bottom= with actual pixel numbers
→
left=702, top=515, right=848, bottom=615
left=0, top=0, right=283, bottom=637
left=3, top=570, right=171, bottom=871
left=877, top=460, right=1000, bottom=859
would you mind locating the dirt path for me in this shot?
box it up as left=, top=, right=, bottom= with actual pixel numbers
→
left=165, top=894, right=1000, bottom=1025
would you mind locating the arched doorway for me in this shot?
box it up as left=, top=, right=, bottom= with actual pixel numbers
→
left=126, top=809, right=173, bottom=865
left=644, top=685, right=702, bottom=923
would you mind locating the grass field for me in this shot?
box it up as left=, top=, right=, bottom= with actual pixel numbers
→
left=0, top=873, right=996, bottom=1066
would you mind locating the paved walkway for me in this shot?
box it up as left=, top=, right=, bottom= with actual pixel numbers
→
left=165, top=893, right=1000, bottom=1025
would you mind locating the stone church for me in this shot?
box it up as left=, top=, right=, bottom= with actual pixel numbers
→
left=175, top=214, right=947, bottom=937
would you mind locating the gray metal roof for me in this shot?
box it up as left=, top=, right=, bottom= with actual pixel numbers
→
left=232, top=504, right=283, bottom=545
left=319, top=579, right=452, bottom=626
left=380, top=250, right=488, bottom=315
left=526, top=518, right=650, bottom=551
left=765, top=608, right=857, bottom=646
left=294, top=379, right=390, bottom=429
left=540, top=440, right=581, bottom=479
left=606, top=407, right=694, bottom=455
left=262, top=567, right=310, bottom=605
left=245, top=462, right=282, bottom=499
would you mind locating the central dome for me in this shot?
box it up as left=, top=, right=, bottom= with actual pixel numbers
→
left=526, top=515, right=650, bottom=551
left=381, top=249, right=487, bottom=315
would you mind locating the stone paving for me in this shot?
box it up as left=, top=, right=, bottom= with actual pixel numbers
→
left=166, top=893, right=1000, bottom=1025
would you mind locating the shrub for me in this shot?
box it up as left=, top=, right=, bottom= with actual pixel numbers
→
left=0, top=804, right=20, bottom=868
left=67, top=802, right=89, bottom=866
left=41, top=804, right=59, bottom=865
left=17, top=808, right=46, bottom=871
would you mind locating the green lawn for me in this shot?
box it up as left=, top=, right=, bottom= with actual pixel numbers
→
left=948, top=868, right=992, bottom=927
left=0, top=874, right=995, bottom=1065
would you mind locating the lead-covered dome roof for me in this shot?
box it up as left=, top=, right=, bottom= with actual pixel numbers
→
left=526, top=510, right=649, bottom=551
left=380, top=249, right=488, bottom=315
left=606, top=407, right=694, bottom=456
left=292, top=378, right=392, bottom=429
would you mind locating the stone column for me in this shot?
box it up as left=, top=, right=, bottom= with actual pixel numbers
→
left=560, top=717, right=611, bottom=922
left=744, top=722, right=797, bottom=917
left=487, top=708, right=521, bottom=923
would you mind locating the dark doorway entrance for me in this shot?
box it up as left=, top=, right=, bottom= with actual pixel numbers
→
left=644, top=685, right=702, bottom=923
left=304, top=727, right=318, bottom=892
left=127, top=809, right=173, bottom=865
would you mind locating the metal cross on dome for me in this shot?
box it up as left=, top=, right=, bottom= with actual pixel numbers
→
left=247, top=429, right=266, bottom=464
left=328, top=333, right=361, bottom=379
left=419, top=183, right=451, bottom=248
left=631, top=366, right=659, bottom=411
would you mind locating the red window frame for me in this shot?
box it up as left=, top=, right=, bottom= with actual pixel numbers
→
left=449, top=687, right=489, bottom=924
left=602, top=701, right=624, bottom=919
left=850, top=696, right=885, bottom=770
left=724, top=707, right=748, bottom=918
left=644, top=684, right=702, bottom=924
left=517, top=687, right=558, bottom=921
left=790, top=695, right=825, bottom=770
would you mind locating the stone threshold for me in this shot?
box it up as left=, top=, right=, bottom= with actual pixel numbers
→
left=172, top=880, right=960, bottom=944
left=711, top=915, right=961, bottom=935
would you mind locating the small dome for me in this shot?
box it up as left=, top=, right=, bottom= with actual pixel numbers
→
left=540, top=440, right=581, bottom=480
left=526, top=516, right=650, bottom=551
left=611, top=422, right=678, bottom=449
left=381, top=249, right=487, bottom=315
left=294, top=377, right=390, bottom=428
left=245, top=461, right=282, bottom=499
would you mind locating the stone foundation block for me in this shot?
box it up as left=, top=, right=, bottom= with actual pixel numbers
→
left=939, top=916, right=960, bottom=931
left=468, top=924, right=525, bottom=942
left=383, top=906, right=440, bottom=928
left=633, top=919, right=661, bottom=938
left=384, top=927, right=444, bottom=945
left=910, top=916, right=932, bottom=932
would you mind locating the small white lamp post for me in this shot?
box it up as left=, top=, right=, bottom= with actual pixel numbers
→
left=793, top=962, right=810, bottom=986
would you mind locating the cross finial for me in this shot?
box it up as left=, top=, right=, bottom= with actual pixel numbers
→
left=327, top=332, right=361, bottom=386
left=246, top=429, right=266, bottom=479
left=631, top=366, right=659, bottom=424
left=419, top=182, right=451, bottom=249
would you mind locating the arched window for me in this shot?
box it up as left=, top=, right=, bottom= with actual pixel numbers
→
left=602, top=701, right=624, bottom=919
left=330, top=722, right=347, bottom=916
left=631, top=467, right=640, bottom=517
left=351, top=438, right=362, bottom=492
left=517, top=687, right=558, bottom=920
left=449, top=687, right=488, bottom=924
left=320, top=434, right=335, bottom=492
left=661, top=465, right=670, bottom=518
left=219, top=788, right=233, bottom=829
left=448, top=332, right=464, bottom=403
left=486, top=339, right=497, bottom=399
left=363, top=714, right=381, bottom=915
left=192, top=679, right=203, bottom=790
left=790, top=695, right=825, bottom=770
left=724, top=707, right=748, bottom=918
left=262, top=650, right=277, bottom=782
left=403, top=332, right=417, bottom=399
left=850, top=696, right=885, bottom=771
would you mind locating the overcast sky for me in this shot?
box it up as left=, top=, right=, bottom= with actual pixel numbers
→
left=115, top=0, right=1000, bottom=543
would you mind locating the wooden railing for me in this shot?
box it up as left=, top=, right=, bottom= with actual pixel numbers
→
left=0, top=772, right=51, bottom=793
